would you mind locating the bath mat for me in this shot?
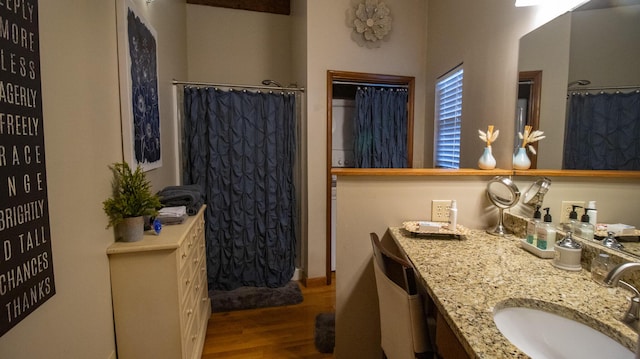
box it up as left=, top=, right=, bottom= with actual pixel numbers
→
left=209, top=281, right=303, bottom=312
left=314, top=312, right=335, bottom=353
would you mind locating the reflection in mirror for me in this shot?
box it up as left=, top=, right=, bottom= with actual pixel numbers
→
left=517, top=1, right=640, bottom=169
left=516, top=71, right=542, bottom=168
left=522, top=177, right=551, bottom=208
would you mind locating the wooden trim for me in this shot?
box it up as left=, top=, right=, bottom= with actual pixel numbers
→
left=331, top=167, right=640, bottom=179
left=519, top=70, right=542, bottom=169
left=513, top=169, right=640, bottom=178
left=302, top=276, right=328, bottom=288
left=186, top=0, right=290, bottom=15
left=326, top=71, right=334, bottom=286
left=332, top=168, right=513, bottom=176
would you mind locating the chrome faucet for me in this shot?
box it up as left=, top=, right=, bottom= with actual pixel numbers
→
left=604, top=262, right=640, bottom=333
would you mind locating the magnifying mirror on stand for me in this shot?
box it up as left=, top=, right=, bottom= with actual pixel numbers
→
left=522, top=177, right=551, bottom=208
left=486, top=176, right=521, bottom=236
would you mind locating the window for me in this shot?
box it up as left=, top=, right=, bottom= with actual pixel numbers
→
left=434, top=66, right=463, bottom=169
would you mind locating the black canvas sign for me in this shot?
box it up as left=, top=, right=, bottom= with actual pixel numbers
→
left=0, top=0, right=55, bottom=337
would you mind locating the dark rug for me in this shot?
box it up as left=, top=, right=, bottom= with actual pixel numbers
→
left=314, top=312, right=335, bottom=354
left=209, top=281, right=303, bottom=312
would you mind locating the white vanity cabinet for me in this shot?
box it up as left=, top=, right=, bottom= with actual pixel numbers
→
left=107, top=207, right=210, bottom=359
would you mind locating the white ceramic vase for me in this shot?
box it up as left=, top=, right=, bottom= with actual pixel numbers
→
left=513, top=147, right=531, bottom=169
left=478, top=146, right=496, bottom=170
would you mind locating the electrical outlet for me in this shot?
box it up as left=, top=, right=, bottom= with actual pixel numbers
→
left=431, top=200, right=452, bottom=222
left=559, top=201, right=585, bottom=224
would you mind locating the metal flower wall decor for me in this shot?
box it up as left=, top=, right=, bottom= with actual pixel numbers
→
left=347, top=0, right=392, bottom=48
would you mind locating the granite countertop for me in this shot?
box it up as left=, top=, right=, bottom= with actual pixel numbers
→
left=390, top=227, right=638, bottom=358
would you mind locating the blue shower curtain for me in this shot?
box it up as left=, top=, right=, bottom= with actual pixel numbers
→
left=564, top=91, right=640, bottom=170
left=354, top=87, right=408, bottom=168
left=182, top=87, right=297, bottom=290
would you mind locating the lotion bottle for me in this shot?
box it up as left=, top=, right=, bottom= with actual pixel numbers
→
left=536, top=208, right=556, bottom=250
left=448, top=200, right=458, bottom=230
left=526, top=205, right=541, bottom=245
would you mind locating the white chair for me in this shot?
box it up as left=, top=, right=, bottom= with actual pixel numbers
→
left=370, top=232, right=434, bottom=359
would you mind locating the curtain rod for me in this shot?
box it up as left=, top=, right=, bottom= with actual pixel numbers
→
left=172, top=79, right=305, bottom=92
left=567, top=84, right=640, bottom=92
left=332, top=80, right=409, bottom=88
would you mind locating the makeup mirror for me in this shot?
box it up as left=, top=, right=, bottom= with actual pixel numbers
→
left=486, top=176, right=521, bottom=236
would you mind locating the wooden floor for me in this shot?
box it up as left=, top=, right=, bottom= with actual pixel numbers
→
left=201, top=276, right=336, bottom=358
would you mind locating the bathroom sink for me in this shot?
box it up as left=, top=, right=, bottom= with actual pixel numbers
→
left=493, top=306, right=634, bottom=359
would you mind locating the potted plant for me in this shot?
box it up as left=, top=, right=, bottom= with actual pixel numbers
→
left=103, top=162, right=161, bottom=242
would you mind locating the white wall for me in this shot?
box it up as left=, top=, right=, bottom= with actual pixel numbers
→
left=519, top=13, right=571, bottom=169
left=186, top=0, right=429, bottom=282
left=570, top=5, right=640, bottom=87
left=424, top=0, right=539, bottom=169
left=186, top=5, right=293, bottom=86
left=305, top=0, right=428, bottom=280
left=0, top=1, right=187, bottom=358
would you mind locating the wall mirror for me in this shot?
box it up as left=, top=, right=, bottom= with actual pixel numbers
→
left=516, top=0, right=640, bottom=170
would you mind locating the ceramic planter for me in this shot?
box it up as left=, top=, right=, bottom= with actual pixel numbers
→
left=116, top=216, right=144, bottom=242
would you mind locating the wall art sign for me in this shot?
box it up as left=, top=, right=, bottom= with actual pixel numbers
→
left=117, top=0, right=162, bottom=171
left=0, top=0, right=56, bottom=337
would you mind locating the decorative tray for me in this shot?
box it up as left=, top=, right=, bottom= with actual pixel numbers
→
left=402, top=221, right=469, bottom=240
left=594, top=224, right=639, bottom=239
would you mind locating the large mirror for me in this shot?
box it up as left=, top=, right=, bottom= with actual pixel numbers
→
left=516, top=0, right=640, bottom=170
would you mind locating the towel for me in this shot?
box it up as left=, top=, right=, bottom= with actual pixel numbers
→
left=157, top=185, right=204, bottom=215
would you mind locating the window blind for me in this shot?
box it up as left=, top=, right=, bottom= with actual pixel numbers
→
left=434, top=67, right=463, bottom=169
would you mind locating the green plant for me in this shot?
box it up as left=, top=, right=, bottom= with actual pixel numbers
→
left=103, top=162, right=161, bottom=228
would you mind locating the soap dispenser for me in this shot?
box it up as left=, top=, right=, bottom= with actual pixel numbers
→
left=526, top=205, right=542, bottom=245
left=535, top=207, right=556, bottom=250
left=575, top=208, right=595, bottom=240
left=553, top=231, right=582, bottom=271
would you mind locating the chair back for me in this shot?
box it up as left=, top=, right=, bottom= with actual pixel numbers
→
left=370, top=232, right=431, bottom=359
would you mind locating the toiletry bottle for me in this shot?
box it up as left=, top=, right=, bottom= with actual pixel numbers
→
left=448, top=200, right=458, bottom=230
left=591, top=253, right=611, bottom=285
left=575, top=208, right=594, bottom=240
left=526, top=205, right=541, bottom=245
left=586, top=200, right=597, bottom=228
left=536, top=208, right=556, bottom=250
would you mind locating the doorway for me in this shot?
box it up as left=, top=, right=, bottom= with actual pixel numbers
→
left=325, top=70, right=415, bottom=284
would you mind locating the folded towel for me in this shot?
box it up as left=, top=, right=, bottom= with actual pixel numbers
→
left=157, top=185, right=204, bottom=215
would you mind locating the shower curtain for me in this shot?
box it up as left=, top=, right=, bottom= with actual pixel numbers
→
left=564, top=91, right=640, bottom=170
left=182, top=87, right=297, bottom=290
left=354, top=87, right=408, bottom=168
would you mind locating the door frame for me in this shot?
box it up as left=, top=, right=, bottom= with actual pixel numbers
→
left=326, top=70, right=415, bottom=284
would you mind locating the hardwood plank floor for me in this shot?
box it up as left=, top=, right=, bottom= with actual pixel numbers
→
left=201, top=276, right=336, bottom=358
